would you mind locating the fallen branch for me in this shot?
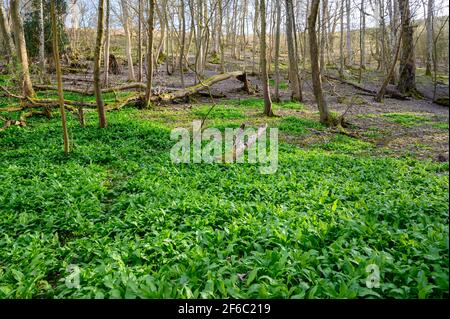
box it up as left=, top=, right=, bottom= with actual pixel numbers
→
left=323, top=74, right=409, bottom=100
left=34, top=82, right=147, bottom=96
left=106, top=94, right=142, bottom=111
left=156, top=71, right=251, bottom=103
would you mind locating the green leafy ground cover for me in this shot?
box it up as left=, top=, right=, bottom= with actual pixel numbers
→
left=0, top=98, right=448, bottom=299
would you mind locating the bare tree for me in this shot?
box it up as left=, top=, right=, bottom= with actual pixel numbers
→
left=346, top=0, right=352, bottom=65
left=50, top=0, right=70, bottom=154
left=10, top=0, right=35, bottom=98
left=121, top=0, right=135, bottom=81
left=94, top=0, right=107, bottom=128
left=425, top=0, right=434, bottom=76
left=285, top=0, right=303, bottom=102
left=260, top=0, right=274, bottom=116
left=274, top=0, right=281, bottom=102
left=37, top=0, right=46, bottom=80
left=144, top=0, right=156, bottom=108
left=397, top=0, right=416, bottom=94
left=104, top=0, right=111, bottom=86
left=0, top=0, right=14, bottom=60
left=308, top=0, right=331, bottom=124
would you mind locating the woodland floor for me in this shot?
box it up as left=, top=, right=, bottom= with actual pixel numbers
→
left=0, top=57, right=448, bottom=298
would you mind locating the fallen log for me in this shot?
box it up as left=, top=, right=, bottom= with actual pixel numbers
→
left=34, top=82, right=147, bottom=96
left=106, top=94, right=142, bottom=111
left=156, top=71, right=252, bottom=103
left=323, top=74, right=409, bottom=100
left=1, top=71, right=253, bottom=125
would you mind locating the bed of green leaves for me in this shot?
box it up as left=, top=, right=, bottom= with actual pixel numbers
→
left=0, top=108, right=448, bottom=299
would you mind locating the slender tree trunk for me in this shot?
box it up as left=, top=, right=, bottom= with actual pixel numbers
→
left=145, top=0, right=155, bottom=108
left=285, top=0, right=302, bottom=102
left=37, top=0, right=46, bottom=80
left=252, top=0, right=259, bottom=75
left=380, top=0, right=386, bottom=73
left=303, top=0, right=309, bottom=69
left=339, top=0, right=344, bottom=77
left=50, top=0, right=70, bottom=155
left=346, top=0, right=352, bottom=65
left=104, top=0, right=111, bottom=86
left=375, top=30, right=402, bottom=102
left=10, top=0, right=35, bottom=98
left=94, top=0, right=107, bottom=128
left=180, top=0, right=186, bottom=86
left=121, top=0, right=135, bottom=81
left=425, top=0, right=434, bottom=76
left=320, top=0, right=328, bottom=74
left=260, top=0, right=274, bottom=116
left=218, top=0, right=225, bottom=73
left=138, top=0, right=143, bottom=82
left=274, top=0, right=281, bottom=102
left=308, top=0, right=331, bottom=124
left=0, top=1, right=14, bottom=60
left=359, top=0, right=365, bottom=82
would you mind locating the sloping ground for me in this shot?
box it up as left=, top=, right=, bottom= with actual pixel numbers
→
left=0, top=105, right=448, bottom=298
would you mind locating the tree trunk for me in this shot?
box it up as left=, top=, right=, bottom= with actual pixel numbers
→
left=345, top=0, right=352, bottom=65
left=0, top=1, right=14, bottom=60
left=104, top=0, right=111, bottom=86
left=94, top=0, right=107, bottom=128
left=260, top=0, right=274, bottom=116
left=37, top=0, right=46, bottom=80
left=180, top=0, right=186, bottom=86
left=308, top=0, right=331, bottom=124
left=138, top=0, right=143, bottom=82
left=144, top=0, right=155, bottom=108
left=252, top=0, right=259, bottom=75
left=359, top=0, right=365, bottom=82
left=425, top=0, right=434, bottom=76
left=274, top=0, right=281, bottom=102
left=397, top=0, right=416, bottom=94
left=339, top=0, right=344, bottom=77
left=285, top=0, right=302, bottom=102
left=320, top=0, right=328, bottom=74
left=10, top=0, right=35, bottom=98
left=375, top=29, right=402, bottom=102
left=50, top=0, right=70, bottom=154
left=121, top=0, right=135, bottom=81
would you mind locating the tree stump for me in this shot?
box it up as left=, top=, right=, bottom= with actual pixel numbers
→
left=109, top=54, right=121, bottom=75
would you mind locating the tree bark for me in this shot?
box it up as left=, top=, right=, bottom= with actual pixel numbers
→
left=37, top=0, right=46, bottom=79
left=285, top=0, right=302, bottom=102
left=339, top=0, right=344, bottom=77
left=308, top=0, right=331, bottom=124
left=0, top=0, right=14, bottom=60
left=425, top=0, right=434, bottom=76
left=94, top=0, right=107, bottom=128
left=345, top=0, right=352, bottom=65
left=120, top=0, right=135, bottom=81
left=144, top=0, right=156, bottom=108
left=397, top=0, right=416, bottom=94
left=10, top=0, right=35, bottom=98
left=104, top=0, right=111, bottom=86
left=375, top=29, right=403, bottom=102
left=50, top=0, right=70, bottom=154
left=260, top=0, right=274, bottom=116
left=274, top=0, right=281, bottom=102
